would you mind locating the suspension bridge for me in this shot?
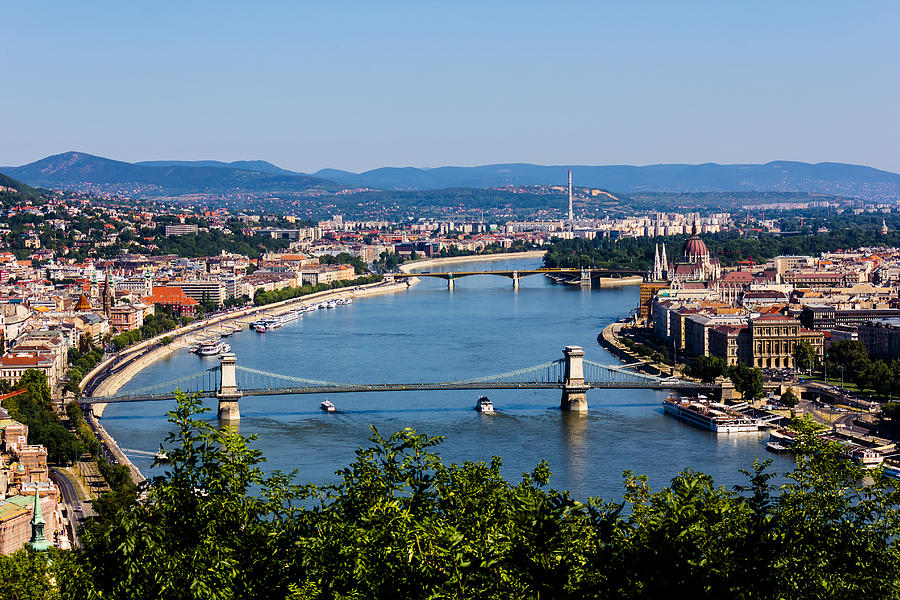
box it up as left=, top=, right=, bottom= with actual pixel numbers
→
left=391, top=268, right=645, bottom=289
left=83, top=346, right=714, bottom=421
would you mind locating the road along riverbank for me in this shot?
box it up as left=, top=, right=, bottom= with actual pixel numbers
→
left=82, top=251, right=548, bottom=410
left=83, top=278, right=416, bottom=411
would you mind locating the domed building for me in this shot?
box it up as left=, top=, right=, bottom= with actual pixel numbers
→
left=668, top=222, right=720, bottom=283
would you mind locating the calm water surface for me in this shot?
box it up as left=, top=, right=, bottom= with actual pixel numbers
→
left=104, top=257, right=792, bottom=500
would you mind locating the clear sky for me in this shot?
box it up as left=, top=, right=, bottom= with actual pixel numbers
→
left=3, top=1, right=899, bottom=173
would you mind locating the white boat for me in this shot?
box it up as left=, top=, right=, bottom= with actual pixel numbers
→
left=197, top=340, right=228, bottom=356
left=663, top=396, right=760, bottom=433
left=336, top=298, right=353, bottom=305
left=325, top=300, right=337, bottom=309
left=474, top=396, right=495, bottom=413
left=256, top=325, right=266, bottom=333
left=320, top=400, right=336, bottom=412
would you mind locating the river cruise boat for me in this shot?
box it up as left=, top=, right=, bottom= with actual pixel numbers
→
left=336, top=298, right=353, bottom=305
left=844, top=446, right=885, bottom=469
left=663, top=396, right=760, bottom=433
left=325, top=300, right=338, bottom=309
left=474, top=396, right=495, bottom=413
left=320, top=400, right=336, bottom=412
left=197, top=340, right=230, bottom=356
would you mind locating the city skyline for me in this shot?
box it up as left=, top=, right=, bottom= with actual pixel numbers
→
left=3, top=1, right=899, bottom=173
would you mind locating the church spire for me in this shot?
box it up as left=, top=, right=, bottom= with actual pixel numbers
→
left=652, top=244, right=661, bottom=280
left=27, top=489, right=51, bottom=551
left=659, top=244, right=669, bottom=279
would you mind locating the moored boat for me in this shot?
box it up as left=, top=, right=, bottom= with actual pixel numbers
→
left=766, top=441, right=791, bottom=454
left=197, top=340, right=229, bottom=356
left=663, top=395, right=761, bottom=433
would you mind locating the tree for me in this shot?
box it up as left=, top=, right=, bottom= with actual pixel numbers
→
left=792, top=341, right=818, bottom=374
left=686, top=355, right=727, bottom=383
left=827, top=340, right=869, bottom=373
left=780, top=388, right=799, bottom=408
left=56, top=392, right=900, bottom=599
left=727, top=364, right=765, bottom=401
left=0, top=547, right=60, bottom=599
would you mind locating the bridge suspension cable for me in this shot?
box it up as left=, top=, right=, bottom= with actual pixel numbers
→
left=582, top=360, right=665, bottom=385
left=112, top=366, right=220, bottom=399
left=457, top=359, right=565, bottom=384
left=234, top=365, right=343, bottom=388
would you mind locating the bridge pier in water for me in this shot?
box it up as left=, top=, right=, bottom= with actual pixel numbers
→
left=512, top=271, right=519, bottom=289
left=216, top=353, right=241, bottom=423
left=447, top=273, right=454, bottom=290
left=560, top=345, right=590, bottom=412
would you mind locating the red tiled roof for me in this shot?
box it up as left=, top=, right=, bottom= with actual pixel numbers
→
left=143, top=287, right=199, bottom=306
left=0, top=354, right=52, bottom=367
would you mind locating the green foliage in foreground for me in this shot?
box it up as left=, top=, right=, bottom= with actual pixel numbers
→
left=7, top=391, right=900, bottom=599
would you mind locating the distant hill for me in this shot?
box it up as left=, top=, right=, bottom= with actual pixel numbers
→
left=5, top=153, right=900, bottom=201
left=0, top=170, right=45, bottom=203
left=136, top=159, right=298, bottom=176
left=2, top=152, right=342, bottom=196
left=312, top=161, right=900, bottom=199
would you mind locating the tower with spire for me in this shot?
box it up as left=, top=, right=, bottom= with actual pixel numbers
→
left=27, top=489, right=51, bottom=551
left=660, top=243, right=668, bottom=280
left=102, top=273, right=112, bottom=317
left=882, top=219, right=889, bottom=236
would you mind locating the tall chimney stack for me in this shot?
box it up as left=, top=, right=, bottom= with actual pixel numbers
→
left=567, top=169, right=573, bottom=222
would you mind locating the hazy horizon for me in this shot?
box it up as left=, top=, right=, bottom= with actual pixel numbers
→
left=4, top=2, right=898, bottom=173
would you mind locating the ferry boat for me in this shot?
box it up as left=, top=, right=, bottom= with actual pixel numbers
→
left=474, top=396, right=495, bottom=413
left=320, top=400, right=336, bottom=412
left=249, top=320, right=266, bottom=331
left=262, top=318, right=281, bottom=329
left=844, top=446, right=884, bottom=469
left=663, top=396, right=761, bottom=433
left=197, top=340, right=230, bottom=356
left=255, top=325, right=266, bottom=333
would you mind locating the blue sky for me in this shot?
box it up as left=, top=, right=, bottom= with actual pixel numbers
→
left=3, top=1, right=898, bottom=173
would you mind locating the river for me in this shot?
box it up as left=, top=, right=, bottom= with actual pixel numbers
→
left=103, top=256, right=792, bottom=500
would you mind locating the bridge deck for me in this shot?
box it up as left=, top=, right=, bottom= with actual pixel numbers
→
left=393, top=268, right=644, bottom=279
left=85, top=380, right=714, bottom=404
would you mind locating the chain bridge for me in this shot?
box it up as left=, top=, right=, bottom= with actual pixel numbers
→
left=83, top=346, right=714, bottom=421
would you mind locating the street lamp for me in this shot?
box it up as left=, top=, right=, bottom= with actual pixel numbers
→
left=839, top=365, right=844, bottom=392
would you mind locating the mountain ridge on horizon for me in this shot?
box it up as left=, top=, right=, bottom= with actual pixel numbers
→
left=3, top=151, right=900, bottom=200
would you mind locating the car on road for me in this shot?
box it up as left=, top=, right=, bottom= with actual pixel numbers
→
left=75, top=505, right=83, bottom=513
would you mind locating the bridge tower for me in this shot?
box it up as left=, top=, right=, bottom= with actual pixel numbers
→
left=216, top=353, right=241, bottom=422
left=560, top=345, right=589, bottom=411
left=580, top=270, right=592, bottom=287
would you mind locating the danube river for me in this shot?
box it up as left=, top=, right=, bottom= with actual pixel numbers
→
left=103, top=256, right=792, bottom=500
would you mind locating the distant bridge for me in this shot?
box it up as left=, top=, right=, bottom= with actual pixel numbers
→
left=84, top=346, right=714, bottom=421
left=392, top=268, right=645, bottom=288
